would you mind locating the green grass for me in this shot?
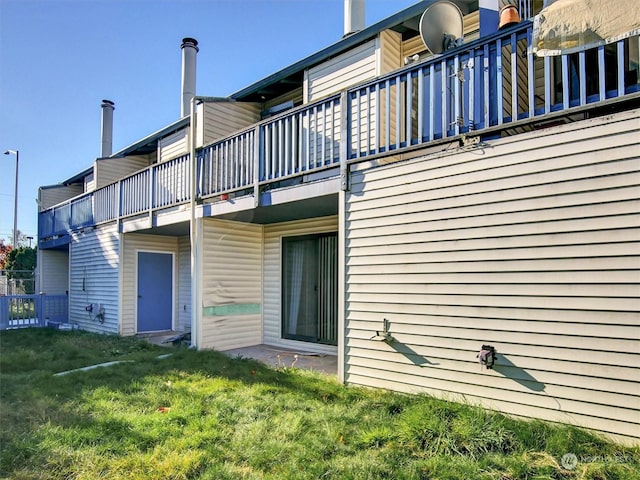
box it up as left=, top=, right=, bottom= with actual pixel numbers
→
left=1, top=329, right=638, bottom=480
left=7, top=301, right=35, bottom=320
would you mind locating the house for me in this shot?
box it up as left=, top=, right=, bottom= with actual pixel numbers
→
left=36, top=0, right=640, bottom=443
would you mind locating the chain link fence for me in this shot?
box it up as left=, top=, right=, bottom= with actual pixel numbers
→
left=0, top=270, right=36, bottom=295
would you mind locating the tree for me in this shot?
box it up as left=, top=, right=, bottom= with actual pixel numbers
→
left=0, top=240, right=11, bottom=269
left=5, top=246, right=37, bottom=294
left=12, top=229, right=32, bottom=248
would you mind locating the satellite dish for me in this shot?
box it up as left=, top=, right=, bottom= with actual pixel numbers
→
left=419, top=1, right=464, bottom=55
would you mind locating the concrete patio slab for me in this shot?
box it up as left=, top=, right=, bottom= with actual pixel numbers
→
left=223, top=344, right=337, bottom=376
left=138, top=333, right=338, bottom=376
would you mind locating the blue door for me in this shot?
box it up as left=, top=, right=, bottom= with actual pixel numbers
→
left=137, top=252, right=173, bottom=332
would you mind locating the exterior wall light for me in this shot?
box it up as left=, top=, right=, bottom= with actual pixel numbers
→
left=478, top=344, right=496, bottom=369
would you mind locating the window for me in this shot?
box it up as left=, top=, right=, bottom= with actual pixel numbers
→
left=282, top=233, right=337, bottom=345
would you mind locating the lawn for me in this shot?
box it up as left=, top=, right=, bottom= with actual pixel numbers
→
left=7, top=298, right=35, bottom=320
left=1, top=329, right=638, bottom=480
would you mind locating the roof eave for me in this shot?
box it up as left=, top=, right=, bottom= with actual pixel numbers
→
left=111, top=116, right=191, bottom=158
left=229, top=0, right=472, bottom=101
left=60, top=166, right=94, bottom=186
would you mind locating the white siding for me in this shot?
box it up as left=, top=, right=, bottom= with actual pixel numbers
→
left=95, top=155, right=150, bottom=189
left=345, top=109, right=640, bottom=442
left=120, top=233, right=180, bottom=336
left=306, top=40, right=377, bottom=102
left=197, top=101, right=262, bottom=147
left=159, top=128, right=188, bottom=163
left=69, top=225, right=119, bottom=334
left=263, top=216, right=339, bottom=355
left=200, top=219, right=263, bottom=351
left=177, top=235, right=191, bottom=332
left=39, top=185, right=83, bottom=210
left=37, top=249, right=69, bottom=295
left=84, top=172, right=95, bottom=193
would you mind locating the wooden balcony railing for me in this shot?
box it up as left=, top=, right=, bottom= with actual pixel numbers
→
left=38, top=22, right=639, bottom=242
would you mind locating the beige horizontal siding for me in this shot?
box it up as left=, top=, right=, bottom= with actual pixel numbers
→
left=263, top=216, right=339, bottom=355
left=379, top=30, right=402, bottom=75
left=200, top=219, right=262, bottom=351
left=463, top=10, right=479, bottom=40
left=346, top=354, right=636, bottom=416
left=159, top=128, right=188, bottom=162
left=307, top=40, right=377, bottom=102
left=120, top=233, right=179, bottom=336
left=177, top=236, right=191, bottom=332
left=39, top=184, right=84, bottom=210
left=346, top=337, right=638, bottom=382
left=347, top=299, right=638, bottom=328
left=348, top=319, right=638, bottom=357
left=198, top=101, right=262, bottom=147
left=402, top=35, right=426, bottom=59
left=95, top=155, right=150, bottom=189
left=344, top=108, right=640, bottom=442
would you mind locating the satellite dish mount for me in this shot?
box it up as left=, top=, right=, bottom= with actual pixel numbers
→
left=419, top=1, right=464, bottom=55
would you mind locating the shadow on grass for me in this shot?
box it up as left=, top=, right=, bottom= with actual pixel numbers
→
left=2, top=328, right=638, bottom=480
left=1, top=329, right=362, bottom=477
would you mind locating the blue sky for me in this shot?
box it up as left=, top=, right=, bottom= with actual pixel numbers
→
left=0, top=0, right=416, bottom=245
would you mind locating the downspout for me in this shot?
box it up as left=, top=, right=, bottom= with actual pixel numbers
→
left=189, top=97, right=199, bottom=348
left=117, top=231, right=124, bottom=335
left=337, top=90, right=349, bottom=383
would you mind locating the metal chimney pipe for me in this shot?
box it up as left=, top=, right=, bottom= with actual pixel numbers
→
left=344, top=0, right=365, bottom=37
left=100, top=99, right=115, bottom=158
left=181, top=37, right=198, bottom=117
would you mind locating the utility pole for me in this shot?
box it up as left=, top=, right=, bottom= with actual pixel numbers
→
left=4, top=149, right=19, bottom=248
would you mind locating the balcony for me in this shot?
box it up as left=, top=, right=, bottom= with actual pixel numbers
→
left=38, top=22, right=640, bottom=244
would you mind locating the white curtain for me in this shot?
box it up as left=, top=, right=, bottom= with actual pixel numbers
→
left=287, top=242, right=304, bottom=334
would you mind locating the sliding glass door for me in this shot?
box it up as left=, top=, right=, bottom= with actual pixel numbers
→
left=282, top=233, right=337, bottom=345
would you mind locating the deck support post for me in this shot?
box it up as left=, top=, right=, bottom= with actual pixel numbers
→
left=339, top=90, right=349, bottom=191
left=253, top=125, right=261, bottom=207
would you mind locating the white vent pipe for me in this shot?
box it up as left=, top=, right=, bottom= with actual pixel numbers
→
left=344, top=0, right=365, bottom=37
left=100, top=99, right=115, bottom=158
left=181, top=37, right=198, bottom=117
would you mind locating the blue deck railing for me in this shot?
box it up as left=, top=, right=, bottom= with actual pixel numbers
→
left=38, top=22, right=639, bottom=241
left=0, top=294, right=69, bottom=330
left=347, top=23, right=640, bottom=158
left=198, top=94, right=342, bottom=198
